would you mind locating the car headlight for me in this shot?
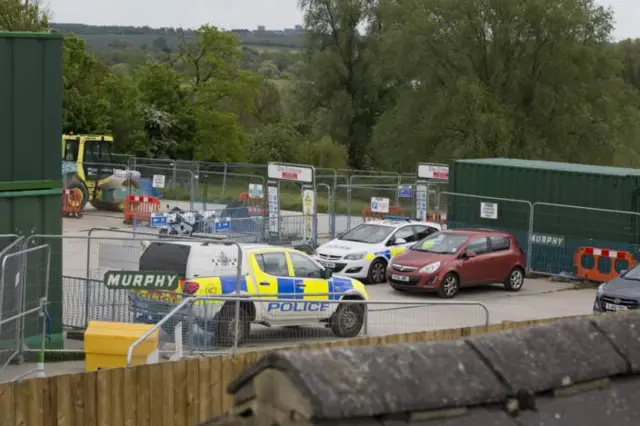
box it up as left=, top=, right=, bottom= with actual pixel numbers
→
left=419, top=262, right=441, bottom=274
left=344, top=252, right=366, bottom=260
left=597, top=283, right=605, bottom=295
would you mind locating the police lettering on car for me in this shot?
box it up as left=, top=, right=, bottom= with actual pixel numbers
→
left=266, top=301, right=331, bottom=312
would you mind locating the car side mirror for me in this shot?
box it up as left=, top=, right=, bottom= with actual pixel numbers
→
left=321, top=268, right=333, bottom=279
left=395, top=238, right=407, bottom=245
left=465, top=251, right=477, bottom=259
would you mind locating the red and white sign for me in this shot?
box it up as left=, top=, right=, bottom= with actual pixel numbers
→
left=418, top=164, right=449, bottom=180
left=267, top=163, right=313, bottom=183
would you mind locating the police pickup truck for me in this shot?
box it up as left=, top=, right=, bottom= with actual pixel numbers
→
left=129, top=241, right=369, bottom=346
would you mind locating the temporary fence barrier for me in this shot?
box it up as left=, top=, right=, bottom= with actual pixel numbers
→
left=126, top=295, right=490, bottom=363
left=61, top=188, right=84, bottom=218
left=529, top=202, right=640, bottom=279
left=443, top=192, right=534, bottom=264
left=0, top=243, right=51, bottom=379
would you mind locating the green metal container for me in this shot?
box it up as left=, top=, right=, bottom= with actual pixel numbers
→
left=0, top=32, right=63, bottom=190
left=448, top=158, right=640, bottom=274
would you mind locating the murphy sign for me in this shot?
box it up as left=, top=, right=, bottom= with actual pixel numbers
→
left=104, top=271, right=181, bottom=290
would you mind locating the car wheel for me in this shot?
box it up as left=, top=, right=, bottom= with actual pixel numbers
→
left=214, top=303, right=251, bottom=347
left=504, top=267, right=525, bottom=292
left=438, top=273, right=460, bottom=299
left=367, top=258, right=387, bottom=284
left=330, top=302, right=365, bottom=338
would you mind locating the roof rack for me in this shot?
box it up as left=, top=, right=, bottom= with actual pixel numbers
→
left=382, top=215, right=412, bottom=222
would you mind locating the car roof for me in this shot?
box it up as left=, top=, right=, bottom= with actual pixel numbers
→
left=148, top=241, right=298, bottom=253
left=441, top=228, right=512, bottom=237
left=363, top=220, right=442, bottom=228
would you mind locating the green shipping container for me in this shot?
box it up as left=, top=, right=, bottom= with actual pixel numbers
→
left=0, top=190, right=63, bottom=348
left=448, top=158, right=640, bottom=274
left=0, top=32, right=63, bottom=191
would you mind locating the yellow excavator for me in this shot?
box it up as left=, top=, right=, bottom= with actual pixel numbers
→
left=62, top=133, right=147, bottom=212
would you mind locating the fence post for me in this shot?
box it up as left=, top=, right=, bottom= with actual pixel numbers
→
left=526, top=203, right=536, bottom=273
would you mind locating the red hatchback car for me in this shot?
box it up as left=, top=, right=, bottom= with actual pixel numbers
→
left=387, top=229, right=526, bottom=298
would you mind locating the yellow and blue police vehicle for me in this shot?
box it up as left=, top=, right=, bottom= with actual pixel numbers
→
left=129, top=242, right=369, bottom=346
left=313, top=217, right=442, bottom=284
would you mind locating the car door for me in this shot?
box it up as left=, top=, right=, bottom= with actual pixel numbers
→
left=287, top=252, right=332, bottom=319
left=487, top=236, right=514, bottom=282
left=251, top=251, right=295, bottom=322
left=456, top=237, right=493, bottom=285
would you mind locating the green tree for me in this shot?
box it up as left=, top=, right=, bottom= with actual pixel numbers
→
left=296, top=0, right=390, bottom=169
left=0, top=0, right=48, bottom=31
left=372, top=0, right=640, bottom=168
left=62, top=35, right=110, bottom=134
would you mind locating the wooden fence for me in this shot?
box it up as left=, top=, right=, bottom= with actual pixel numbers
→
left=0, top=315, right=583, bottom=426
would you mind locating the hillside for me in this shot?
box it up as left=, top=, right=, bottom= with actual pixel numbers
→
left=50, top=23, right=304, bottom=51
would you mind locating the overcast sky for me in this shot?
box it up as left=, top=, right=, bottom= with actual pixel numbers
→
left=47, top=0, right=639, bottom=40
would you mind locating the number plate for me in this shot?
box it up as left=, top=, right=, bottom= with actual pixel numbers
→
left=323, top=262, right=336, bottom=268
left=605, top=303, right=627, bottom=311
left=391, top=274, right=410, bottom=282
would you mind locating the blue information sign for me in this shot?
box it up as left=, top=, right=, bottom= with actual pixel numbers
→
left=150, top=214, right=167, bottom=227
left=398, top=185, right=413, bottom=198
left=215, top=218, right=231, bottom=232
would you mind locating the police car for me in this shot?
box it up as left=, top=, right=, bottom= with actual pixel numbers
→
left=313, top=217, right=442, bottom=284
left=130, top=241, right=369, bottom=346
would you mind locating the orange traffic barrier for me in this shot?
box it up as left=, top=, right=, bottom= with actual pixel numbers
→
left=427, top=213, right=447, bottom=228
left=238, top=191, right=265, bottom=216
left=361, top=205, right=405, bottom=222
left=61, top=188, right=84, bottom=218
left=123, top=195, right=161, bottom=224
left=573, top=246, right=636, bottom=283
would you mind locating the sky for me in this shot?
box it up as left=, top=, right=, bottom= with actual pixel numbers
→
left=46, top=0, right=639, bottom=40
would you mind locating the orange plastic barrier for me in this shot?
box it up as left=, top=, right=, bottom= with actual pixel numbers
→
left=61, top=188, right=84, bottom=218
left=427, top=213, right=447, bottom=228
left=123, top=195, right=161, bottom=224
left=238, top=191, right=265, bottom=216
left=573, top=246, right=636, bottom=283
left=362, top=205, right=405, bottom=221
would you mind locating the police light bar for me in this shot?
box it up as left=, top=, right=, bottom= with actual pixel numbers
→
left=383, top=215, right=411, bottom=221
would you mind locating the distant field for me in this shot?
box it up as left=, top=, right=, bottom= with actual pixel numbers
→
left=248, top=45, right=301, bottom=53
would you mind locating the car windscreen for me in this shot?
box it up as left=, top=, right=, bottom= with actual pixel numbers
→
left=411, top=233, right=469, bottom=254
left=139, top=242, right=190, bottom=277
left=339, top=224, right=395, bottom=244
left=622, top=265, right=640, bottom=280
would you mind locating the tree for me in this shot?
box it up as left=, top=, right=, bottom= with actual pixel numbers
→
left=62, top=35, right=110, bottom=134
left=0, top=0, right=48, bottom=31
left=372, top=0, right=640, bottom=168
left=296, top=0, right=391, bottom=169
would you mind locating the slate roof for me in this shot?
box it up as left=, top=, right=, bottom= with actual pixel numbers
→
left=200, top=312, right=640, bottom=426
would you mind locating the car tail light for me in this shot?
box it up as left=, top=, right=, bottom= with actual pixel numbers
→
left=183, top=280, right=200, bottom=295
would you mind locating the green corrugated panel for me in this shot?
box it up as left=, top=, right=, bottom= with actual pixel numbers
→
left=0, top=33, right=63, bottom=188
left=0, top=189, right=63, bottom=348
left=448, top=158, right=640, bottom=244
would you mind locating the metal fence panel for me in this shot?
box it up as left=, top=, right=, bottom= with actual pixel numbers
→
left=126, top=296, right=490, bottom=364
left=0, top=244, right=50, bottom=373
left=530, top=202, right=640, bottom=277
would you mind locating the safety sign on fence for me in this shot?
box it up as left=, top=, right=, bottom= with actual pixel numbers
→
left=371, top=197, right=390, bottom=213
left=248, top=183, right=264, bottom=199
left=417, top=163, right=449, bottom=180
left=215, top=217, right=231, bottom=233
left=416, top=185, right=428, bottom=221
left=480, top=202, right=498, bottom=219
left=152, top=174, right=166, bottom=188
left=302, top=188, right=315, bottom=242
left=150, top=212, right=167, bottom=227
left=268, top=183, right=280, bottom=236
left=397, top=185, right=413, bottom=198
